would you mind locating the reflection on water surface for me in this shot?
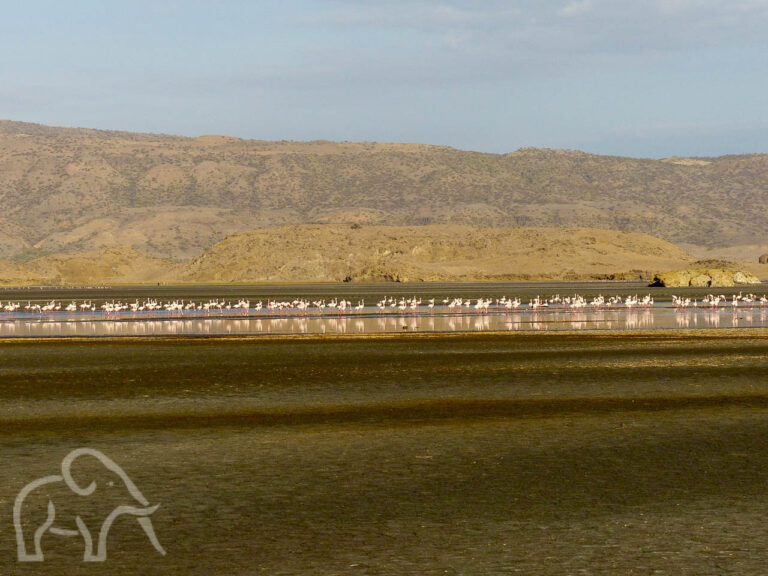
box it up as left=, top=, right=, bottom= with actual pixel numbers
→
left=0, top=305, right=766, bottom=336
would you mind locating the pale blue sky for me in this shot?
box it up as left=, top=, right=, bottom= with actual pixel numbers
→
left=1, top=0, right=767, bottom=157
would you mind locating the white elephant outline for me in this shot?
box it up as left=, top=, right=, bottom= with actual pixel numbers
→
left=14, top=447, right=166, bottom=562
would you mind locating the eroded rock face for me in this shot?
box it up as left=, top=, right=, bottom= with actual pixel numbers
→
left=650, top=268, right=760, bottom=288
left=690, top=274, right=711, bottom=287
left=710, top=269, right=739, bottom=287
left=733, top=271, right=760, bottom=284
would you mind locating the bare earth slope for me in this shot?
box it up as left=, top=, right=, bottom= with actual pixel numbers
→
left=0, top=247, right=176, bottom=285
left=178, top=225, right=695, bottom=283
left=0, top=225, right=694, bottom=285
left=2, top=120, right=768, bottom=262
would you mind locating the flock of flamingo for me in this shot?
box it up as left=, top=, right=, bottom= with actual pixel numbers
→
left=672, top=293, right=768, bottom=308
left=0, top=291, right=766, bottom=320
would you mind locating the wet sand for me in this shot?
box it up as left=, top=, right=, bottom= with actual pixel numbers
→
left=2, top=333, right=768, bottom=574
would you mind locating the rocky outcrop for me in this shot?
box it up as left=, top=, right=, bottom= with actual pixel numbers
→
left=760, top=253, right=768, bottom=264
left=733, top=271, right=759, bottom=284
left=649, top=268, right=761, bottom=288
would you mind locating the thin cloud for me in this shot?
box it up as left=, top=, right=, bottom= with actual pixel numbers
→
left=305, top=2, right=511, bottom=30
left=559, top=0, right=593, bottom=17
left=307, top=1, right=768, bottom=53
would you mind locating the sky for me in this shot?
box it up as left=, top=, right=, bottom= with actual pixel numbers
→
left=1, top=0, right=767, bottom=158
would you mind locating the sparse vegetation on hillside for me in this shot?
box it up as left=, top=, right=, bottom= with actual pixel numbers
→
left=1, top=120, right=767, bottom=262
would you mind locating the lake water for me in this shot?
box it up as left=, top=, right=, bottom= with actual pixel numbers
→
left=0, top=305, right=767, bottom=336
left=3, top=332, right=768, bottom=574
left=1, top=280, right=764, bottom=307
left=0, top=280, right=766, bottom=337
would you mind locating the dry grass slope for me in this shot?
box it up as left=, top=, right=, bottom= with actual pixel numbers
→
left=2, top=120, right=768, bottom=264
left=0, top=225, right=697, bottom=285
left=0, top=247, right=176, bottom=285
left=178, top=224, right=695, bottom=283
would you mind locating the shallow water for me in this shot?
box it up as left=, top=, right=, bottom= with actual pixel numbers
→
left=0, top=305, right=767, bottom=336
left=2, top=334, right=768, bottom=574
left=1, top=280, right=765, bottom=307
left=1, top=281, right=766, bottom=337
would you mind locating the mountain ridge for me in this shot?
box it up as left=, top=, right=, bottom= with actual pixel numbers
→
left=1, top=119, right=767, bottom=264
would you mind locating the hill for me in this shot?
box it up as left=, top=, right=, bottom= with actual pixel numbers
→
left=177, top=225, right=695, bottom=283
left=2, top=120, right=768, bottom=263
left=0, top=247, right=175, bottom=285
left=0, top=225, right=696, bottom=285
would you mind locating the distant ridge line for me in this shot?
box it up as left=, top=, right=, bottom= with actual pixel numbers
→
left=1, top=119, right=767, bottom=267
